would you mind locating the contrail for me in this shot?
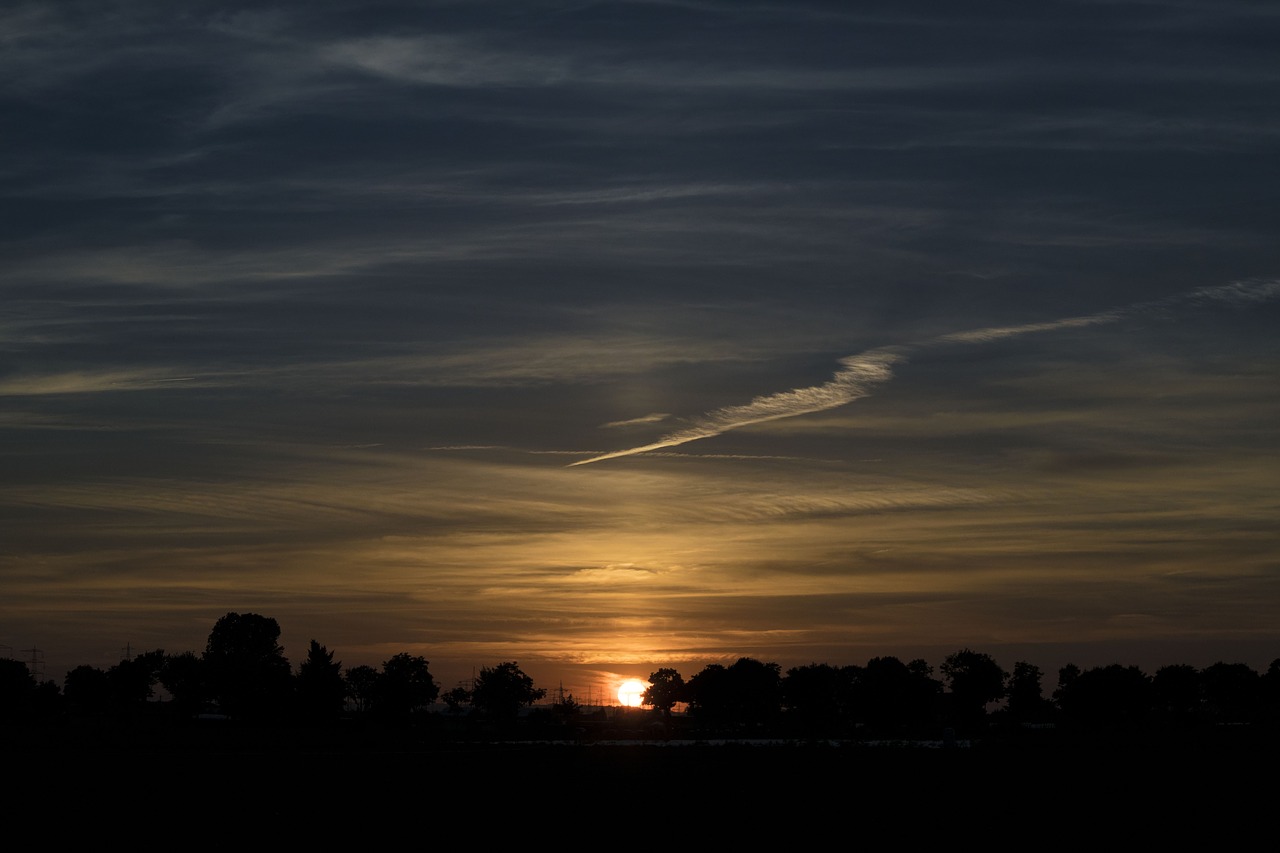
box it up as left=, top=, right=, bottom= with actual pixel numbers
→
left=569, top=348, right=902, bottom=466
left=568, top=279, right=1277, bottom=467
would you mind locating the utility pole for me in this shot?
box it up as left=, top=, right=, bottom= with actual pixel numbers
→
left=24, top=646, right=44, bottom=681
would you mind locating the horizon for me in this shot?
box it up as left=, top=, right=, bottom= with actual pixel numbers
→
left=10, top=618, right=1280, bottom=707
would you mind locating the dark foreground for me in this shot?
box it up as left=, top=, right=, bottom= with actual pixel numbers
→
left=5, top=723, right=1275, bottom=841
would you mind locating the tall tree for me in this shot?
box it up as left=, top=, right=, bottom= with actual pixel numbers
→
left=1152, top=663, right=1201, bottom=727
left=1265, top=659, right=1280, bottom=723
left=941, top=649, right=1007, bottom=733
left=685, top=658, right=782, bottom=732
left=853, top=656, right=941, bottom=737
left=1200, top=661, right=1261, bottom=725
left=685, top=663, right=731, bottom=729
left=782, top=663, right=851, bottom=737
left=0, top=659, right=37, bottom=721
left=1006, top=661, right=1051, bottom=724
left=63, top=665, right=110, bottom=716
left=202, top=612, right=292, bottom=720
left=643, top=668, right=686, bottom=719
left=344, top=664, right=379, bottom=714
left=728, top=657, right=783, bottom=730
left=107, top=650, right=166, bottom=707
left=296, top=640, right=346, bottom=721
left=1054, top=663, right=1082, bottom=708
left=470, top=662, right=545, bottom=722
left=372, top=653, right=439, bottom=719
left=159, top=651, right=206, bottom=718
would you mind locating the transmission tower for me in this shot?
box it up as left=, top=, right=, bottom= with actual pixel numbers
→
left=24, top=646, right=45, bottom=681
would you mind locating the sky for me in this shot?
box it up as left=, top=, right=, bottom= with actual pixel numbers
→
left=3, top=0, right=1279, bottom=702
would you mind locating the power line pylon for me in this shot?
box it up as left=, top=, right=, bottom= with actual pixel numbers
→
left=23, top=646, right=44, bottom=681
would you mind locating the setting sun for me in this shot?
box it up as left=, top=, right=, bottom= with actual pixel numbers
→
left=617, top=679, right=647, bottom=707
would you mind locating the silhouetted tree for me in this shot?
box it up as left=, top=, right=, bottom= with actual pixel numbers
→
left=440, top=684, right=473, bottom=714
left=731, top=657, right=783, bottom=730
left=159, top=651, right=206, bottom=717
left=1264, top=659, right=1280, bottom=723
left=1053, top=663, right=1081, bottom=714
left=853, top=656, right=942, bottom=737
left=202, top=612, right=292, bottom=720
left=1005, top=661, right=1053, bottom=725
left=685, top=658, right=782, bottom=733
left=63, top=652, right=166, bottom=719
left=1055, top=664, right=1152, bottom=734
left=63, top=665, right=110, bottom=716
left=31, top=679, right=61, bottom=722
left=371, top=653, right=439, bottom=719
left=782, top=663, right=852, bottom=737
left=1200, top=661, right=1261, bottom=725
left=941, top=649, right=1006, bottom=734
left=470, top=662, right=545, bottom=722
left=107, top=650, right=166, bottom=707
left=0, top=658, right=38, bottom=721
left=685, top=663, right=731, bottom=729
left=1152, top=664, right=1201, bottom=727
left=643, top=668, right=686, bottom=720
left=296, top=640, right=346, bottom=721
left=344, top=664, right=379, bottom=713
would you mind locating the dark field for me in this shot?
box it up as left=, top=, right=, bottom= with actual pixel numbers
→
left=7, top=725, right=1272, bottom=841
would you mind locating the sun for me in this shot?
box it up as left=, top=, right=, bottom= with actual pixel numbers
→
left=617, top=678, right=647, bottom=707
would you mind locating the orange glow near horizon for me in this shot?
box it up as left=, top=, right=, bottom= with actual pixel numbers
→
left=617, top=678, right=646, bottom=707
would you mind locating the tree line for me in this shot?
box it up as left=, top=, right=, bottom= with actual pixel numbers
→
left=5, top=611, right=1280, bottom=746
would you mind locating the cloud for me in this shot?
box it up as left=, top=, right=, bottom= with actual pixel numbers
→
left=322, top=35, right=571, bottom=88
left=1188, top=278, right=1280, bottom=307
left=602, top=413, right=670, bottom=429
left=0, top=369, right=201, bottom=396
left=933, top=312, right=1125, bottom=345
left=570, top=278, right=1280, bottom=466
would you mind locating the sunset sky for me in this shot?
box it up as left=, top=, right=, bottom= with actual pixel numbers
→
left=3, top=1, right=1279, bottom=702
